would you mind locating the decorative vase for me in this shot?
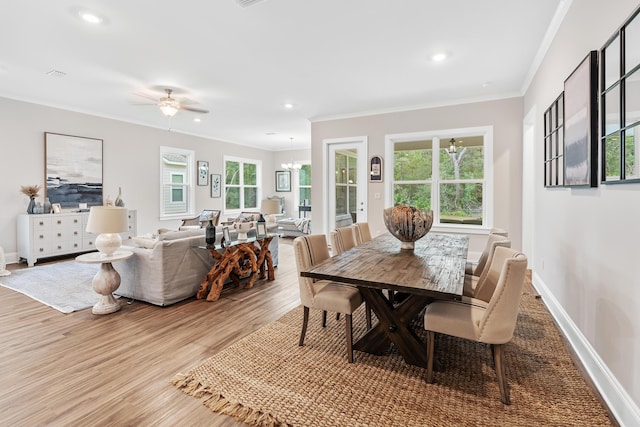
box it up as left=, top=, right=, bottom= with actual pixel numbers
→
left=205, top=220, right=216, bottom=246
left=234, top=221, right=253, bottom=241
left=383, top=205, right=433, bottom=250
left=43, top=197, right=52, bottom=214
left=27, top=196, right=36, bottom=214
left=114, top=187, right=125, bottom=207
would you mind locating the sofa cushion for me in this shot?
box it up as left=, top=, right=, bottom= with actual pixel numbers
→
left=132, top=236, right=159, bottom=249
left=158, top=228, right=204, bottom=241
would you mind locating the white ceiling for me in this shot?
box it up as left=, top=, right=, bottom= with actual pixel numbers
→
left=0, top=0, right=564, bottom=151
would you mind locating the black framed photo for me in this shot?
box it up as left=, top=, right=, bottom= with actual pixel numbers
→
left=275, top=170, right=291, bottom=192
left=197, top=160, right=209, bottom=186
left=563, top=51, right=598, bottom=187
left=256, top=222, right=267, bottom=237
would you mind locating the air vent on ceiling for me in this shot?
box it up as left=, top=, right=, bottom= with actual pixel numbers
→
left=45, top=69, right=67, bottom=78
left=235, top=0, right=267, bottom=7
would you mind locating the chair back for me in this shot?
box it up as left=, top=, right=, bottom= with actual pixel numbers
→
left=352, top=222, right=372, bottom=245
left=330, top=227, right=357, bottom=255
left=474, top=234, right=511, bottom=277
left=293, top=234, right=331, bottom=306
left=477, top=247, right=528, bottom=344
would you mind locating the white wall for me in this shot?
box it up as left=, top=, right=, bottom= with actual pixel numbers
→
left=524, top=0, right=640, bottom=423
left=0, top=96, right=282, bottom=260
left=272, top=148, right=312, bottom=217
left=310, top=97, right=524, bottom=257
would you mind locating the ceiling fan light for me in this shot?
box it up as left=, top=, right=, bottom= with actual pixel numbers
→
left=160, top=104, right=178, bottom=117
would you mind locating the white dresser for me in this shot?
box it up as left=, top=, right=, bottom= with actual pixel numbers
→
left=17, top=209, right=137, bottom=267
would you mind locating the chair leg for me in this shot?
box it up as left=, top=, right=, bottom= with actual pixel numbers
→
left=365, top=301, right=372, bottom=329
left=299, top=306, right=309, bottom=347
left=492, top=344, right=511, bottom=405
left=322, top=310, right=327, bottom=327
left=336, top=313, right=341, bottom=321
left=426, top=331, right=435, bottom=383
left=345, top=314, right=354, bottom=363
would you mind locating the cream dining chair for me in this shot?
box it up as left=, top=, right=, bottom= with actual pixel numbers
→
left=463, top=234, right=511, bottom=301
left=330, top=226, right=357, bottom=255
left=424, top=246, right=528, bottom=404
left=294, top=234, right=366, bottom=363
left=352, top=222, right=372, bottom=245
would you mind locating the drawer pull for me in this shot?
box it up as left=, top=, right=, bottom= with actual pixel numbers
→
left=39, top=248, right=44, bottom=252
left=39, top=235, right=44, bottom=239
left=39, top=221, right=44, bottom=226
left=74, top=219, right=78, bottom=223
left=57, top=245, right=62, bottom=250
left=74, top=231, right=78, bottom=235
left=57, top=220, right=61, bottom=225
left=57, top=233, right=61, bottom=237
left=74, top=243, right=78, bottom=248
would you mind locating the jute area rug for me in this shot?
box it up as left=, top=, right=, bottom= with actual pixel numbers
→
left=172, top=289, right=613, bottom=426
left=0, top=261, right=100, bottom=313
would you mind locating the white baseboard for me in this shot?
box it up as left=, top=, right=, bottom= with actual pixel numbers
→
left=5, top=251, right=19, bottom=264
left=532, top=271, right=640, bottom=427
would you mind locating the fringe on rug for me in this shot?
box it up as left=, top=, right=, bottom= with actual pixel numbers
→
left=171, top=373, right=290, bottom=427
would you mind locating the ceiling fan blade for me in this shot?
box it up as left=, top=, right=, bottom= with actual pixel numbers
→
left=181, top=105, right=209, bottom=114
left=133, top=91, right=161, bottom=102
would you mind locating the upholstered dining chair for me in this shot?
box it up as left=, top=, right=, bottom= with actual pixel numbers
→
left=463, top=234, right=511, bottom=300
left=293, top=234, right=366, bottom=363
left=352, top=222, right=372, bottom=245
left=330, top=226, right=357, bottom=255
left=424, top=246, right=528, bottom=404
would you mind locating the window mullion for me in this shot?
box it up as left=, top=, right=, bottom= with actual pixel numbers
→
left=432, top=136, right=441, bottom=224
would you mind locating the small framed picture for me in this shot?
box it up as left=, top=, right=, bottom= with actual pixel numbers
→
left=257, top=222, right=267, bottom=237
left=369, top=155, right=383, bottom=182
left=275, top=170, right=291, bottom=192
left=52, top=203, right=62, bottom=214
left=197, top=160, right=209, bottom=186
left=211, top=173, right=221, bottom=198
left=222, top=226, right=231, bottom=246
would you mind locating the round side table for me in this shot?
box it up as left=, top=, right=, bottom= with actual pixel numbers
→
left=76, top=250, right=133, bottom=315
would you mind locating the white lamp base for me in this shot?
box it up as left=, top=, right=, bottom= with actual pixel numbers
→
left=95, top=233, right=123, bottom=256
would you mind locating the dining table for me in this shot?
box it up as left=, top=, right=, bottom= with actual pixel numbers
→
left=301, top=232, right=469, bottom=367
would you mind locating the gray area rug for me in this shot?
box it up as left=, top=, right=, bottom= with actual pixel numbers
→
left=0, top=262, right=101, bottom=313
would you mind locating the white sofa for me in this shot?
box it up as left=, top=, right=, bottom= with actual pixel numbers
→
left=114, top=227, right=279, bottom=306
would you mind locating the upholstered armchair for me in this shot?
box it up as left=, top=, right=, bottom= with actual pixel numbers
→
left=180, top=209, right=221, bottom=229
left=293, top=234, right=366, bottom=363
left=463, top=233, right=511, bottom=300
left=352, top=222, right=372, bottom=245
left=424, top=246, right=528, bottom=404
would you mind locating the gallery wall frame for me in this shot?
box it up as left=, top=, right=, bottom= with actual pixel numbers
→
left=275, top=170, right=291, bottom=192
left=197, top=160, right=209, bottom=186
left=369, top=155, right=383, bottom=182
left=543, top=93, right=565, bottom=187
left=600, top=4, right=640, bottom=183
left=211, top=173, right=221, bottom=198
left=45, top=132, right=104, bottom=208
left=563, top=50, right=599, bottom=187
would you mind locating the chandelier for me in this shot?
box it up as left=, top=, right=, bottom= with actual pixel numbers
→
left=447, top=138, right=459, bottom=154
left=281, top=137, right=301, bottom=171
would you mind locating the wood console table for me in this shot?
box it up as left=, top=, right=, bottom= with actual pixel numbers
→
left=196, top=235, right=275, bottom=302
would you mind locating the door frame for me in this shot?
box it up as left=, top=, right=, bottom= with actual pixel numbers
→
left=322, top=136, right=368, bottom=237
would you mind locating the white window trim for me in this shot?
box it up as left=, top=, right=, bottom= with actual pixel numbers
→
left=223, top=155, right=262, bottom=215
left=295, top=161, right=312, bottom=212
left=384, top=126, right=494, bottom=233
left=159, top=146, right=195, bottom=221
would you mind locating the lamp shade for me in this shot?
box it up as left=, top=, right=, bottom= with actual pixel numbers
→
left=260, top=199, right=281, bottom=215
left=86, top=206, right=129, bottom=234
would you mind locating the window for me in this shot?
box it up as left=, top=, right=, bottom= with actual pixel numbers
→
left=335, top=151, right=357, bottom=219
left=544, top=93, right=564, bottom=187
left=160, top=146, right=195, bottom=219
left=601, top=6, right=640, bottom=183
left=299, top=163, right=311, bottom=206
left=386, top=127, right=493, bottom=229
left=224, top=156, right=261, bottom=211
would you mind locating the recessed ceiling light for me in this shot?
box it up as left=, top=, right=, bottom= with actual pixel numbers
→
left=79, top=11, right=103, bottom=24
left=283, top=103, right=294, bottom=109
left=265, top=132, right=277, bottom=135
left=431, top=53, right=447, bottom=62
left=193, top=117, right=201, bottom=123
left=482, top=81, right=492, bottom=88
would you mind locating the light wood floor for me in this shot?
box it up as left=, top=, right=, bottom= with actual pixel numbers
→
left=0, top=238, right=301, bottom=426
left=0, top=239, right=615, bottom=426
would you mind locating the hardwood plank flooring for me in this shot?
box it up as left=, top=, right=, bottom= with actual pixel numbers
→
left=0, top=238, right=301, bottom=426
left=0, top=238, right=616, bottom=426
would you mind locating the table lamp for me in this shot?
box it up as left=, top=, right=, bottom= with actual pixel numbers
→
left=260, top=199, right=281, bottom=225
left=86, top=206, right=129, bottom=256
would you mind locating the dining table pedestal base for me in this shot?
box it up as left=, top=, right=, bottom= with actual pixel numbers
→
left=354, top=288, right=432, bottom=368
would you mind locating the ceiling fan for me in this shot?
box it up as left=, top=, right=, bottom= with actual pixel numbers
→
left=135, top=88, right=209, bottom=117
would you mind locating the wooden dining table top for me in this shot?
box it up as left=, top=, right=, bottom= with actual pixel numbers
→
left=301, top=232, right=469, bottom=299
